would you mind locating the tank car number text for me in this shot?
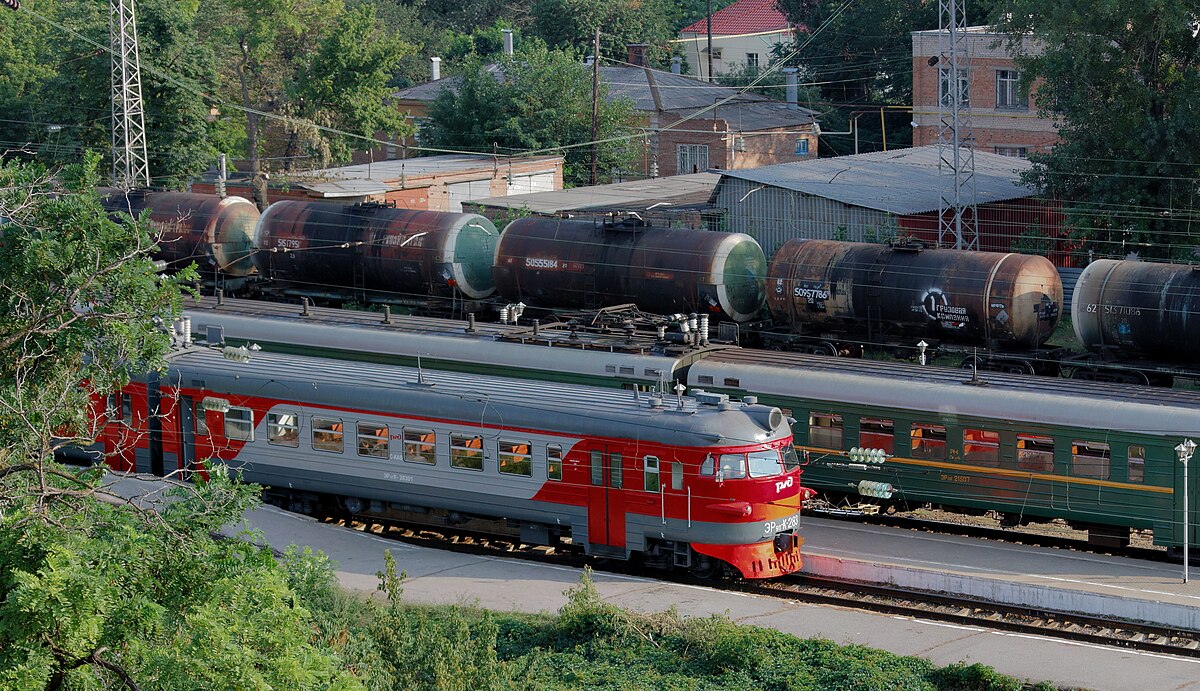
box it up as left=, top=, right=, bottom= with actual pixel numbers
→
left=940, top=473, right=970, bottom=484
left=526, top=257, right=560, bottom=269
left=762, top=515, right=799, bottom=535
left=1084, top=303, right=1141, bottom=316
left=275, top=238, right=301, bottom=249
left=793, top=286, right=830, bottom=300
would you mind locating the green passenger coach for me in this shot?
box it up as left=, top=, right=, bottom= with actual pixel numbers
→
left=687, top=349, right=1198, bottom=553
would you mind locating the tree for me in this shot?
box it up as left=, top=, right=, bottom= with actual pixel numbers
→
left=423, top=45, right=638, bottom=186
left=0, top=0, right=219, bottom=188
left=997, top=3, right=1200, bottom=260
left=199, top=0, right=415, bottom=207
left=0, top=156, right=359, bottom=688
left=529, top=0, right=677, bottom=65
left=774, top=0, right=998, bottom=155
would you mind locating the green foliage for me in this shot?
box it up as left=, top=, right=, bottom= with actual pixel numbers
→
left=996, top=2, right=1200, bottom=261
left=424, top=44, right=638, bottom=185
left=773, top=0, right=999, bottom=156
left=529, top=0, right=678, bottom=65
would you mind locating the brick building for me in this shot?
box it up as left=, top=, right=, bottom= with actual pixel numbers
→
left=391, top=57, right=819, bottom=181
left=911, top=26, right=1059, bottom=158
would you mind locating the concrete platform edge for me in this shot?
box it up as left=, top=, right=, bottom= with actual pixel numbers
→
left=802, top=554, right=1200, bottom=630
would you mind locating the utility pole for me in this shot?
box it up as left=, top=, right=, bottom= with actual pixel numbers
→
left=706, top=0, right=714, bottom=83
left=590, top=27, right=600, bottom=186
left=110, top=0, right=150, bottom=189
left=935, top=0, right=977, bottom=250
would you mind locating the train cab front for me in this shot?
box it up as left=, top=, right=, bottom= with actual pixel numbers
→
left=688, top=401, right=808, bottom=579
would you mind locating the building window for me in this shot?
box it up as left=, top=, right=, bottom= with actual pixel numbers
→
left=995, top=70, right=1027, bottom=109
left=938, top=67, right=970, bottom=107
left=385, top=143, right=398, bottom=160
left=268, top=412, right=299, bottom=447
left=745, top=53, right=759, bottom=71
left=994, top=146, right=1028, bottom=158
left=676, top=144, right=709, bottom=174
left=794, top=139, right=809, bottom=156
left=706, top=47, right=723, bottom=61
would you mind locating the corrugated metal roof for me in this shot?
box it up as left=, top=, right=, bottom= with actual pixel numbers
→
left=289, top=154, right=560, bottom=184
left=680, top=0, right=792, bottom=35
left=466, top=173, right=721, bottom=214
left=297, top=178, right=397, bottom=198
left=395, top=66, right=817, bottom=130
left=714, top=145, right=1036, bottom=214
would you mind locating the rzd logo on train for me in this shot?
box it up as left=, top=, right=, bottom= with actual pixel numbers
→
left=775, top=475, right=794, bottom=493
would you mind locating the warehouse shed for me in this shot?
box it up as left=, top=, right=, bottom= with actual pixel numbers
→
left=709, top=145, right=1071, bottom=265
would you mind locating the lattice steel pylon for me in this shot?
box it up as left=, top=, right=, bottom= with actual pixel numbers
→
left=935, top=0, right=977, bottom=250
left=110, top=0, right=149, bottom=189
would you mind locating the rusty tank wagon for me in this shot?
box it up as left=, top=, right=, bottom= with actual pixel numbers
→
left=492, top=217, right=767, bottom=322
left=252, top=200, right=499, bottom=304
left=102, top=190, right=259, bottom=277
left=1072, top=259, right=1200, bottom=365
left=762, top=239, right=1064, bottom=365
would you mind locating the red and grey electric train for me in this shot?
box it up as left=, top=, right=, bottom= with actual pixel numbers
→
left=99, top=345, right=806, bottom=579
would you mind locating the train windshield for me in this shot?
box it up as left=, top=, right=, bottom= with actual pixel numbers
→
left=718, top=454, right=747, bottom=479
left=782, top=445, right=800, bottom=471
left=748, top=449, right=784, bottom=478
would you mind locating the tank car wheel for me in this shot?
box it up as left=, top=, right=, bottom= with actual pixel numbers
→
left=816, top=341, right=839, bottom=357
left=1001, top=361, right=1035, bottom=376
left=959, top=355, right=983, bottom=371
left=1069, top=367, right=1099, bottom=381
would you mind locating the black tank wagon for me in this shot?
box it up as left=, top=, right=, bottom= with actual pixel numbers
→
left=253, top=200, right=499, bottom=304
left=493, top=217, right=768, bottom=322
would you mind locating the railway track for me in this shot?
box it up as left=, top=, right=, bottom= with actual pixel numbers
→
left=321, top=512, right=1200, bottom=660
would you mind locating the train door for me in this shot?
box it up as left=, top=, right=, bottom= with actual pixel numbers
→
left=586, top=446, right=627, bottom=554
left=178, top=396, right=197, bottom=472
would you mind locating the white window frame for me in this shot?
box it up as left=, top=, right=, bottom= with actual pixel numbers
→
left=267, top=412, right=299, bottom=447
left=995, top=69, right=1027, bottom=109
left=938, top=67, right=970, bottom=108
left=357, top=422, right=389, bottom=458
left=547, top=444, right=563, bottom=481
left=311, top=417, right=343, bottom=453
left=450, top=433, right=483, bottom=470
left=643, top=455, right=660, bottom=493
left=225, top=406, right=254, bottom=442
left=676, top=144, right=709, bottom=175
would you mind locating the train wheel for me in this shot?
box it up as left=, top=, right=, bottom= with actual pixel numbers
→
left=816, top=341, right=839, bottom=357
left=959, top=355, right=983, bottom=371
left=1069, top=367, right=1099, bottom=381
left=690, top=555, right=719, bottom=580
left=1000, top=361, right=1035, bottom=376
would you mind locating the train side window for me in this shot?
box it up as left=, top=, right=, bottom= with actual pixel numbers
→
left=226, top=407, right=254, bottom=442
left=499, top=440, right=532, bottom=477
left=859, top=418, right=894, bottom=454
left=718, top=453, right=747, bottom=480
left=356, top=423, right=389, bottom=458
left=590, top=450, right=604, bottom=485
left=723, top=377, right=740, bottom=387
left=1017, top=434, right=1054, bottom=472
left=547, top=444, right=563, bottom=481
left=196, top=409, right=209, bottom=435
left=1127, top=445, right=1145, bottom=483
left=963, top=429, right=1000, bottom=467
left=610, top=453, right=623, bottom=489
left=910, top=424, right=946, bottom=460
left=700, top=454, right=715, bottom=476
left=268, top=412, right=300, bottom=447
left=450, top=433, right=482, bottom=470
left=1072, top=441, right=1110, bottom=480
left=644, top=456, right=660, bottom=492
left=672, top=462, right=683, bottom=490
left=748, top=450, right=783, bottom=477
left=106, top=394, right=118, bottom=419
left=698, top=375, right=714, bottom=385
left=311, top=417, right=343, bottom=453
left=809, top=413, right=843, bottom=449
left=122, top=394, right=133, bottom=425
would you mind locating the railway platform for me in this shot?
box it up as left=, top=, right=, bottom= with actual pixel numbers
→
left=800, top=516, right=1200, bottom=630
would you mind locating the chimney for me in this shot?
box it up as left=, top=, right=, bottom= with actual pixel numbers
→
left=502, top=29, right=513, bottom=56
left=627, top=43, right=648, bottom=67
left=430, top=56, right=441, bottom=81
left=670, top=57, right=681, bottom=74
left=782, top=67, right=798, bottom=110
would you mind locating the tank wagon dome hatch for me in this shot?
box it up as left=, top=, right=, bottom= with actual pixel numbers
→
left=492, top=216, right=767, bottom=322
left=252, top=200, right=499, bottom=301
left=765, top=238, right=1063, bottom=349
left=101, top=190, right=260, bottom=277
left=1072, top=259, right=1200, bottom=364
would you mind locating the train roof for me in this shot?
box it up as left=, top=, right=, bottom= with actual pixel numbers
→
left=183, top=296, right=725, bottom=384
left=692, top=350, right=1200, bottom=437
left=164, top=345, right=787, bottom=448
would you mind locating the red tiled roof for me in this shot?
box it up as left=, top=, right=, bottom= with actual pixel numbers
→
left=680, top=0, right=792, bottom=36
